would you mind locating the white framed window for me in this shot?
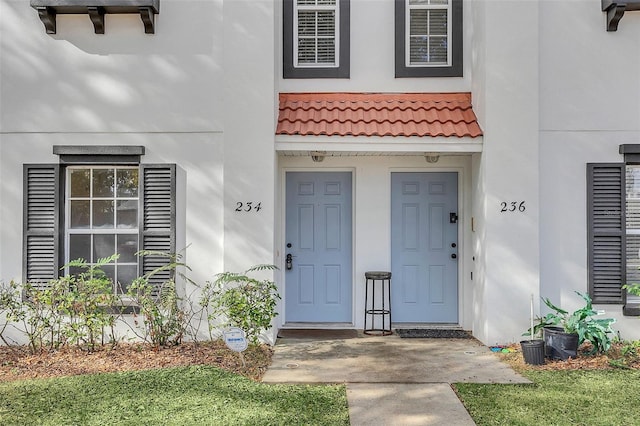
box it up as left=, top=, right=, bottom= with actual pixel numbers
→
left=395, top=0, right=461, bottom=77
left=294, top=0, right=339, bottom=68
left=65, top=166, right=139, bottom=294
left=626, top=166, right=640, bottom=304
left=406, top=0, right=451, bottom=67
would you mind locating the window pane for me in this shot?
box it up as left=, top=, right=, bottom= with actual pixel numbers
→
left=410, top=10, right=428, bottom=34
left=410, top=36, right=429, bottom=63
left=93, top=234, right=115, bottom=262
left=429, top=36, right=448, bottom=63
left=626, top=166, right=640, bottom=292
left=93, top=200, right=114, bottom=228
left=317, top=39, right=336, bottom=63
left=116, top=200, right=138, bottom=229
left=117, top=234, right=138, bottom=263
left=93, top=169, right=114, bottom=197
left=410, top=0, right=448, bottom=5
left=69, top=266, right=83, bottom=277
left=116, top=169, right=138, bottom=197
left=116, top=265, right=137, bottom=293
left=627, top=235, right=640, bottom=278
left=69, top=234, right=91, bottom=262
left=429, top=10, right=448, bottom=36
left=70, top=169, right=90, bottom=197
left=298, top=39, right=316, bottom=63
left=298, top=11, right=316, bottom=37
left=70, top=200, right=90, bottom=229
left=297, top=7, right=336, bottom=66
left=317, top=11, right=335, bottom=37
left=101, top=265, right=116, bottom=290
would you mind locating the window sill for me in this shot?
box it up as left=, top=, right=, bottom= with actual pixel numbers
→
left=30, top=0, right=160, bottom=34
left=623, top=303, right=640, bottom=316
left=106, top=305, right=140, bottom=315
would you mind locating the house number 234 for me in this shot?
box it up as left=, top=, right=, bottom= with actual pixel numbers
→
left=500, top=201, right=526, bottom=213
left=235, top=202, right=262, bottom=212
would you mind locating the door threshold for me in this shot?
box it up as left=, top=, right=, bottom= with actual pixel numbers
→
left=392, top=323, right=463, bottom=330
left=281, top=322, right=354, bottom=329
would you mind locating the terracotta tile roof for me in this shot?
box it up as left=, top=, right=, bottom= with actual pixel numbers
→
left=276, top=92, right=482, bottom=138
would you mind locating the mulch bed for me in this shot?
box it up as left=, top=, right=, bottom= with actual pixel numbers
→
left=1, top=339, right=638, bottom=383
left=0, top=341, right=273, bottom=382
left=497, top=341, right=640, bottom=372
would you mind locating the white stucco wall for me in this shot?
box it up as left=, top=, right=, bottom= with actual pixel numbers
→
left=538, top=0, right=640, bottom=340
left=467, top=0, right=540, bottom=344
left=1, top=0, right=225, bottom=133
left=277, top=0, right=473, bottom=93
left=0, top=0, right=277, bottom=342
left=222, top=0, right=276, bottom=273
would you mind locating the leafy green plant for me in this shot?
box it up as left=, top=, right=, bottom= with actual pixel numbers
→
left=609, top=339, right=640, bottom=369
left=623, top=282, right=640, bottom=296
left=202, top=265, right=280, bottom=345
left=7, top=279, right=68, bottom=353
left=536, top=291, right=615, bottom=354
left=126, top=250, right=190, bottom=348
left=0, top=280, right=22, bottom=347
left=56, top=255, right=120, bottom=351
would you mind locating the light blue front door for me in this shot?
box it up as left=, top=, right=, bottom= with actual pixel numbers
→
left=391, top=172, right=459, bottom=323
left=285, top=172, right=352, bottom=322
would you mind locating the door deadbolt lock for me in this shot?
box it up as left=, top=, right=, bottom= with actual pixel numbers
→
left=450, top=213, right=458, bottom=224
left=451, top=253, right=457, bottom=259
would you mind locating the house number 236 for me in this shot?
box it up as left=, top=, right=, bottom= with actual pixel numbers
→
left=500, top=201, right=526, bottom=213
left=235, top=202, right=262, bottom=212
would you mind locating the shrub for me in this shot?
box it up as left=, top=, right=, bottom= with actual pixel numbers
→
left=0, top=280, right=22, bottom=347
left=202, top=265, right=280, bottom=345
left=126, top=251, right=190, bottom=348
left=57, top=256, right=120, bottom=351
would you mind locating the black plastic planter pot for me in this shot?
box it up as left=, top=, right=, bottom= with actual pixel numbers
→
left=543, top=326, right=579, bottom=360
left=520, top=339, right=545, bottom=365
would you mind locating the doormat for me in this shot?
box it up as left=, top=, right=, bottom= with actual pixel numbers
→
left=395, top=329, right=473, bottom=339
left=277, top=329, right=359, bottom=339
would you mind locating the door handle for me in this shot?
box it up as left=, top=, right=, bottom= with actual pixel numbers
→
left=451, top=253, right=457, bottom=259
left=286, top=253, right=293, bottom=270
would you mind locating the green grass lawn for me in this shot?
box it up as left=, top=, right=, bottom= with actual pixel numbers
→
left=3, top=361, right=640, bottom=426
left=455, top=369, right=640, bottom=426
left=0, top=365, right=349, bottom=426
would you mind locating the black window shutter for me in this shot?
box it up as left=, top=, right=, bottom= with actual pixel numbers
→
left=139, top=164, right=176, bottom=297
left=587, top=163, right=625, bottom=304
left=23, top=164, right=61, bottom=289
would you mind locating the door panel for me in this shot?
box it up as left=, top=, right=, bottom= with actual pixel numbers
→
left=391, top=172, right=458, bottom=323
left=285, top=172, right=352, bottom=322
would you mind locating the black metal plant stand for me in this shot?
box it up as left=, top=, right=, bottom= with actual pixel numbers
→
left=363, top=271, right=392, bottom=336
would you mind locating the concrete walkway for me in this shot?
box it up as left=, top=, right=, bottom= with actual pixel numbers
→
left=262, top=331, right=529, bottom=425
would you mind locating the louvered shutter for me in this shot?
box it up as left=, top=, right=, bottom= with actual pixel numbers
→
left=587, top=163, right=625, bottom=303
left=23, top=164, right=61, bottom=289
left=139, top=164, right=176, bottom=297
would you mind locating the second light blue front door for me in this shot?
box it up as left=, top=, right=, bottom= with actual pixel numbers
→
left=285, top=172, right=352, bottom=322
left=391, top=172, right=459, bottom=323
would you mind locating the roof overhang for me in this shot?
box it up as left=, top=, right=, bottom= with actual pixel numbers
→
left=276, top=92, right=483, bottom=157
left=276, top=134, right=483, bottom=156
